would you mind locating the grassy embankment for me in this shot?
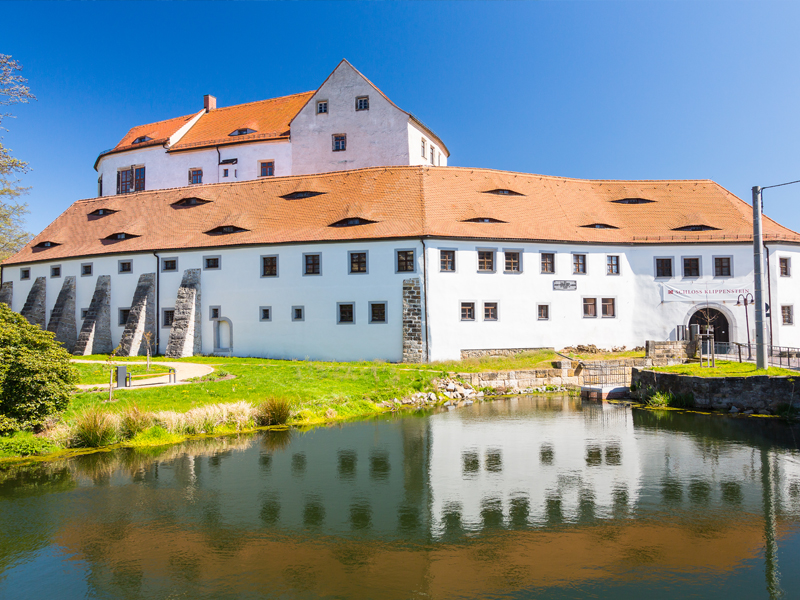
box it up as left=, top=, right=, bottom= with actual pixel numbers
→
left=650, top=361, right=797, bottom=378
left=73, top=362, right=173, bottom=385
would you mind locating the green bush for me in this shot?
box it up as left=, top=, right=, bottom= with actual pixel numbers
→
left=0, top=432, right=56, bottom=457
left=0, top=304, right=77, bottom=434
left=255, top=398, right=292, bottom=426
left=642, top=388, right=694, bottom=409
left=73, top=407, right=118, bottom=447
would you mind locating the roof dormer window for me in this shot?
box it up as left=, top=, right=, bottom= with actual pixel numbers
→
left=34, top=241, right=59, bottom=249
left=463, top=217, right=507, bottom=224
left=104, top=232, right=138, bottom=241
left=581, top=223, right=619, bottom=229
left=484, top=189, right=524, bottom=196
left=330, top=217, right=377, bottom=227
left=172, top=197, right=211, bottom=208
left=89, top=208, right=118, bottom=218
left=229, top=128, right=256, bottom=137
left=281, top=191, right=325, bottom=200
left=673, top=225, right=719, bottom=232
left=206, top=225, right=247, bottom=235
left=612, top=198, right=655, bottom=204
left=132, top=136, right=152, bottom=144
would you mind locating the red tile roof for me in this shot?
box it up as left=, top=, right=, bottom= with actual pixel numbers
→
left=6, top=166, right=799, bottom=266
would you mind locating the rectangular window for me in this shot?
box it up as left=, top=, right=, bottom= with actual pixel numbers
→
left=440, top=250, right=455, bottom=272
left=607, top=255, right=620, bottom=275
left=369, top=302, right=387, bottom=323
left=683, top=257, right=700, bottom=278
left=396, top=250, right=415, bottom=272
left=484, top=302, right=498, bottom=321
left=349, top=251, right=367, bottom=274
left=782, top=305, right=794, bottom=325
left=81, top=263, right=93, bottom=277
left=292, top=306, right=305, bottom=322
left=118, top=260, right=132, bottom=274
left=259, top=161, right=275, bottom=177
left=317, top=100, right=328, bottom=114
left=209, top=306, right=220, bottom=320
left=189, top=169, right=203, bottom=185
left=162, top=258, right=178, bottom=272
left=332, top=134, right=346, bottom=151
left=430, top=147, right=435, bottom=164
left=656, top=258, right=673, bottom=278
left=478, top=250, right=495, bottom=272
left=602, top=298, right=616, bottom=318
left=118, top=168, right=133, bottom=194
left=50, top=265, right=61, bottom=278
left=223, top=169, right=228, bottom=178
left=541, top=253, right=555, bottom=274
left=461, top=302, right=475, bottom=321
left=538, top=304, right=550, bottom=320
left=119, top=308, right=130, bottom=326
left=356, top=96, right=369, bottom=111
left=163, top=309, right=175, bottom=327
left=261, top=255, right=278, bottom=277
left=780, top=257, right=791, bottom=277
left=573, top=254, right=586, bottom=274
left=304, top=253, right=321, bottom=275
left=259, top=306, right=272, bottom=322
left=20, top=268, right=30, bottom=280
left=134, top=167, right=145, bottom=192
left=338, top=302, right=355, bottom=324
left=421, top=139, right=426, bottom=158
left=504, top=251, right=520, bottom=273
left=714, top=257, right=732, bottom=277
left=583, top=298, right=597, bottom=318
left=204, top=256, right=220, bottom=270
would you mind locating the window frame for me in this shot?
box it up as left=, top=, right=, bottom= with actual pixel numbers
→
left=303, top=252, right=322, bottom=276
left=395, top=249, right=416, bottom=274
left=572, top=253, right=587, bottom=275
left=188, top=168, right=203, bottom=185
left=332, top=134, right=347, bottom=152
left=537, top=303, right=550, bottom=321
left=477, top=248, right=497, bottom=273
left=118, top=260, right=133, bottom=275
left=316, top=100, right=328, bottom=114
left=368, top=301, right=388, bottom=324
left=20, top=268, right=30, bottom=281
left=162, top=308, right=175, bottom=328
left=421, top=138, right=427, bottom=158
left=80, top=308, right=89, bottom=320
left=782, top=305, right=794, bottom=326
left=601, top=297, right=617, bottom=319
left=50, top=264, right=62, bottom=279
left=292, top=305, right=305, bottom=322
left=503, top=249, right=522, bottom=274
left=540, top=252, right=556, bottom=275
left=209, top=306, right=221, bottom=320
left=203, top=255, right=222, bottom=271
left=483, top=301, right=499, bottom=322
left=260, top=254, right=279, bottom=278
left=582, top=297, right=598, bottom=319
left=682, top=256, right=702, bottom=279
left=460, top=301, right=476, bottom=322
left=81, top=262, right=93, bottom=277
left=337, top=302, right=356, bottom=325
left=439, top=248, right=457, bottom=273
left=355, top=96, right=369, bottom=111
left=348, top=250, right=369, bottom=275
left=606, top=255, right=621, bottom=276
left=259, top=306, right=272, bottom=322
left=779, top=257, right=791, bottom=277
left=118, top=307, right=131, bottom=327
left=713, top=255, right=733, bottom=278
left=161, top=257, right=179, bottom=273
left=259, top=160, right=275, bottom=178
left=654, top=256, right=674, bottom=279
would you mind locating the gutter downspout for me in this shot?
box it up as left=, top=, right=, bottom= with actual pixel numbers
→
left=421, top=238, right=430, bottom=363
left=765, top=243, right=774, bottom=350
left=153, top=251, right=160, bottom=354
left=216, top=146, right=221, bottom=183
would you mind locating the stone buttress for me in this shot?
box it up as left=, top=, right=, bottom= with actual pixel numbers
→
left=402, top=277, right=426, bottom=363
left=47, top=276, right=77, bottom=352
left=20, top=276, right=46, bottom=328
left=118, top=273, right=156, bottom=357
left=165, top=269, right=202, bottom=358
left=74, top=276, right=112, bottom=355
left=0, top=281, right=12, bottom=307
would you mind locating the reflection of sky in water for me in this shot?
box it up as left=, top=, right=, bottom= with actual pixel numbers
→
left=0, top=396, right=798, bottom=599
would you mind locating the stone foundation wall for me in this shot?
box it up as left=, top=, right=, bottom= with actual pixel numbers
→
left=460, top=347, right=554, bottom=359
left=402, top=278, right=426, bottom=363
left=645, top=340, right=698, bottom=361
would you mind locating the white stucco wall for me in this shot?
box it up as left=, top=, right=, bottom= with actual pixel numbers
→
left=407, top=122, right=447, bottom=167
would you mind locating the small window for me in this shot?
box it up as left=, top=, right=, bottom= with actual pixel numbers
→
left=163, top=309, right=175, bottom=327
left=229, top=128, right=256, bottom=136
left=332, top=134, right=347, bottom=152
left=355, top=96, right=369, bottom=111
left=330, top=217, right=376, bottom=227
left=81, top=263, right=93, bottom=277
left=714, top=257, right=732, bottom=277
left=317, top=100, right=328, bottom=114
left=223, top=169, right=228, bottom=178
left=430, top=146, right=435, bottom=164
left=304, top=253, right=321, bottom=275
left=162, top=258, right=178, bottom=272
left=206, top=225, right=246, bottom=235
left=541, top=253, right=555, bottom=274
left=484, top=302, right=498, bottom=321
left=20, top=268, right=30, bottom=280
left=573, top=254, right=586, bottom=274
left=282, top=191, right=324, bottom=200
left=119, top=308, right=131, bottom=326
left=89, top=208, right=117, bottom=217
left=463, top=217, right=506, bottom=224
left=259, top=161, right=275, bottom=177
left=538, top=304, right=549, bottom=320
left=782, top=305, right=794, bottom=325
left=780, top=258, right=791, bottom=277
left=119, top=260, right=133, bottom=274
left=132, top=136, right=152, bottom=144
left=103, top=232, right=139, bottom=242
left=396, top=250, right=415, bottom=273
left=50, top=265, right=61, bottom=278
left=583, top=298, right=597, bottom=318
left=292, top=306, right=305, bottom=322
left=81, top=309, right=89, bottom=320
left=349, top=251, right=367, bottom=274
left=259, top=306, right=272, bottom=322
left=461, top=302, right=475, bottom=321
left=172, top=197, right=211, bottom=208
left=581, top=223, right=618, bottom=229
left=602, top=298, right=616, bottom=318
left=683, top=257, right=700, bottom=278
left=484, top=189, right=524, bottom=196
left=210, top=306, right=221, bottom=320
left=607, top=255, right=620, bottom=275
left=478, top=250, right=495, bottom=272
left=656, top=258, right=673, bottom=278
left=369, top=302, right=387, bottom=324
left=189, top=169, right=203, bottom=185
left=204, top=256, right=221, bottom=270
left=421, top=138, right=426, bottom=158
left=612, top=197, right=654, bottom=204
left=440, top=250, right=455, bottom=272
left=504, top=251, right=520, bottom=273
left=338, top=302, right=355, bottom=324
left=673, top=225, right=719, bottom=232
left=261, top=255, right=278, bottom=277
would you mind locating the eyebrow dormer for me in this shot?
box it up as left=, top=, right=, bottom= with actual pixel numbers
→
left=34, top=241, right=60, bottom=249
left=172, top=197, right=212, bottom=208
left=673, top=224, right=719, bottom=232
left=612, top=198, right=654, bottom=204
left=329, top=217, right=376, bottom=227
left=89, top=208, right=118, bottom=218
left=205, top=225, right=247, bottom=235
left=484, top=189, right=524, bottom=196
left=463, top=217, right=507, bottom=223
left=581, top=223, right=619, bottom=229
left=229, top=128, right=257, bottom=136
left=281, top=191, right=325, bottom=200
left=104, top=232, right=139, bottom=241
left=132, top=136, right=152, bottom=144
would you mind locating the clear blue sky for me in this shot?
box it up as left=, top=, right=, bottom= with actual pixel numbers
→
left=4, top=1, right=800, bottom=234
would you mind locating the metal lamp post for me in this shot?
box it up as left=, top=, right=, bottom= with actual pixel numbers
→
left=736, top=292, right=755, bottom=360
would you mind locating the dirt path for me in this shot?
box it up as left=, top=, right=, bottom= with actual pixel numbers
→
left=73, top=360, right=215, bottom=391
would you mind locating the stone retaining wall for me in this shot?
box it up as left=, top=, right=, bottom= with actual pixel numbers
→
left=645, top=340, right=698, bottom=361
left=460, top=347, right=554, bottom=359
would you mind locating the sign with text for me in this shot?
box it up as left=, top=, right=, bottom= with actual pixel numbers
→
left=661, top=284, right=752, bottom=302
left=553, top=280, right=577, bottom=291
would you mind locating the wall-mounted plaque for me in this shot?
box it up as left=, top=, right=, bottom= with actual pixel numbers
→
left=553, top=280, right=577, bottom=291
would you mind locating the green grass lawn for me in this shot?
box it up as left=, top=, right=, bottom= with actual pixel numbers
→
left=651, top=360, right=798, bottom=378
left=430, top=349, right=645, bottom=373
left=73, top=362, right=173, bottom=385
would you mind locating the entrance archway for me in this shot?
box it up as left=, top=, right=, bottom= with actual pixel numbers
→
left=689, top=307, right=730, bottom=343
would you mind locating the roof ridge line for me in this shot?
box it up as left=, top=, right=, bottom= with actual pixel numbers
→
left=206, top=90, right=315, bottom=114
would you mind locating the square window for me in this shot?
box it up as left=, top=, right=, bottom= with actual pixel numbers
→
left=538, top=304, right=549, bottom=320
left=163, top=309, right=175, bottom=327
left=81, top=309, right=89, bottom=320
left=573, top=254, right=586, bottom=274
left=261, top=255, right=278, bottom=277
left=683, top=257, right=700, bottom=278
left=461, top=302, right=475, bottom=321
left=478, top=250, right=495, bottom=272
left=292, top=306, right=305, bottom=322
left=602, top=298, right=616, bottom=318
left=119, top=308, right=130, bottom=326
left=396, top=250, right=415, bottom=272
left=541, top=253, right=555, bottom=274
left=20, top=268, right=30, bottom=280
left=782, top=305, right=794, bottom=325
left=259, top=306, right=272, bottom=322
left=349, top=251, right=367, bottom=274
left=162, top=258, right=177, bottom=272
left=332, top=134, right=347, bottom=152
left=780, top=257, right=791, bottom=277
left=223, top=169, right=228, bottom=178
left=504, top=251, right=520, bottom=273
left=204, top=256, right=221, bottom=270
left=484, top=302, right=498, bottom=321
left=189, top=168, right=203, bottom=185
left=583, top=298, right=597, bottom=318
left=607, top=255, right=620, bottom=275
left=210, top=306, right=220, bottom=319
left=356, top=96, right=369, bottom=111
left=259, top=161, right=275, bottom=177
left=317, top=100, right=328, bottom=114
left=81, top=263, right=93, bottom=277
left=338, top=302, right=355, bottom=324
left=304, top=253, right=321, bottom=275
left=119, top=260, right=132, bottom=274
left=714, top=257, right=732, bottom=277
left=656, top=258, right=673, bottom=278
left=369, top=302, right=387, bottom=323
left=440, top=250, right=456, bottom=272
left=50, top=265, right=61, bottom=278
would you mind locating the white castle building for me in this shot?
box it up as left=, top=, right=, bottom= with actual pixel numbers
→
left=2, top=60, right=800, bottom=361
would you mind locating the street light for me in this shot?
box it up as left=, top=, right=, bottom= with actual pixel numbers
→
left=735, top=292, right=755, bottom=360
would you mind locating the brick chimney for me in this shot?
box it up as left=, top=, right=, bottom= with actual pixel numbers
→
left=204, top=95, right=217, bottom=112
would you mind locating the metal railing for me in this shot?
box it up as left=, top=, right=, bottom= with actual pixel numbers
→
left=709, top=342, right=800, bottom=370
left=581, top=365, right=631, bottom=386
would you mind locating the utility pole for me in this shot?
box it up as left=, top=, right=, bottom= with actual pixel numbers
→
left=752, top=186, right=769, bottom=369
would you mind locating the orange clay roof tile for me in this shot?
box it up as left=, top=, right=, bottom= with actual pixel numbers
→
left=113, top=113, right=197, bottom=151
left=6, top=166, right=800, bottom=266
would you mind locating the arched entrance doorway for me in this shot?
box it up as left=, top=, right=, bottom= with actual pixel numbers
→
left=689, top=307, right=730, bottom=343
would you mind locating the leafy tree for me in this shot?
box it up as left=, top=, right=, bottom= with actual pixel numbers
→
left=0, top=303, right=77, bottom=434
left=0, top=54, right=35, bottom=262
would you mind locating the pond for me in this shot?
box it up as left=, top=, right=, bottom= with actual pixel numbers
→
left=1, top=396, right=799, bottom=599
